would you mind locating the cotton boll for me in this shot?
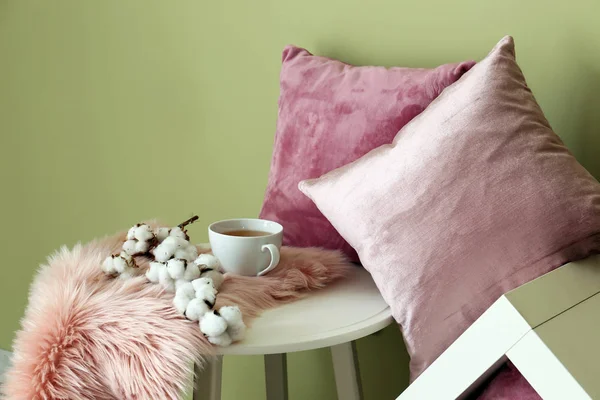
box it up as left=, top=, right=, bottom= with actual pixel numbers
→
left=174, top=248, right=193, bottom=262
left=126, top=225, right=137, bottom=240
left=146, top=261, right=165, bottom=283
left=155, top=227, right=170, bottom=242
left=134, top=224, right=155, bottom=242
left=152, top=241, right=176, bottom=262
left=159, top=266, right=176, bottom=292
left=182, top=263, right=201, bottom=281
left=192, top=277, right=214, bottom=291
left=185, top=298, right=210, bottom=321
left=193, top=285, right=216, bottom=308
left=152, top=246, right=172, bottom=263
left=174, top=248, right=197, bottom=263
left=162, top=236, right=188, bottom=249
left=173, top=294, right=191, bottom=315
left=192, top=277, right=217, bottom=306
left=226, top=321, right=246, bottom=343
left=115, top=252, right=135, bottom=272
left=119, top=251, right=133, bottom=264
left=160, top=236, right=178, bottom=248
left=208, top=331, right=232, bottom=347
left=176, top=237, right=190, bottom=248
left=169, top=226, right=189, bottom=240
left=113, top=256, right=129, bottom=273
left=158, top=265, right=171, bottom=282
left=194, top=254, right=221, bottom=270
left=219, top=305, right=245, bottom=324
left=167, top=259, right=186, bottom=280
left=122, top=240, right=137, bottom=256
left=102, top=256, right=116, bottom=275
left=185, top=245, right=198, bottom=261
left=200, top=311, right=228, bottom=337
left=175, top=280, right=195, bottom=299
left=155, top=237, right=187, bottom=262
left=200, top=269, right=224, bottom=290
left=135, top=240, right=150, bottom=255
left=123, top=238, right=150, bottom=256
left=219, top=306, right=246, bottom=341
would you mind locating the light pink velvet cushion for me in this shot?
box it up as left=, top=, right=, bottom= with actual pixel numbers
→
left=260, top=45, right=475, bottom=260
left=300, top=36, right=600, bottom=379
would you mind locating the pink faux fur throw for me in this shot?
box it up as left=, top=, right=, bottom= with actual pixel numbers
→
left=3, top=230, right=353, bottom=399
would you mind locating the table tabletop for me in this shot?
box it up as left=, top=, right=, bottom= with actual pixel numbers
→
left=219, top=267, right=393, bottom=355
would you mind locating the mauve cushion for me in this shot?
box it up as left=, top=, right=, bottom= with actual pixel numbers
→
left=299, top=36, right=600, bottom=379
left=476, top=363, right=541, bottom=400
left=259, top=45, right=475, bottom=260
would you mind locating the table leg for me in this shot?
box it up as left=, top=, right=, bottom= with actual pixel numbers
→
left=331, top=341, right=363, bottom=400
left=193, top=356, right=223, bottom=400
left=264, top=353, right=288, bottom=400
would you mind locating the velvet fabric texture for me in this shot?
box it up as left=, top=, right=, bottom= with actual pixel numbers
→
left=300, top=36, right=600, bottom=379
left=476, top=363, right=541, bottom=400
left=3, top=227, right=353, bottom=399
left=260, top=45, right=475, bottom=260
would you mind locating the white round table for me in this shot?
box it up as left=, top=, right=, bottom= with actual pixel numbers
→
left=193, top=267, right=393, bottom=400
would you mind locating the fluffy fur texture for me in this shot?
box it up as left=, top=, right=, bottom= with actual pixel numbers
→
left=213, top=246, right=352, bottom=320
left=3, top=228, right=352, bottom=399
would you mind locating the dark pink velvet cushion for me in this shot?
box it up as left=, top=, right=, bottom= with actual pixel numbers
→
left=260, top=45, right=475, bottom=260
left=476, top=363, right=541, bottom=400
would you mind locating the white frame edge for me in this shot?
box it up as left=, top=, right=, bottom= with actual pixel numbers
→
left=397, top=296, right=532, bottom=400
left=397, top=255, right=600, bottom=400
left=507, top=330, right=590, bottom=400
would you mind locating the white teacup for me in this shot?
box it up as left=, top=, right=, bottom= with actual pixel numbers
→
left=208, top=218, right=283, bottom=276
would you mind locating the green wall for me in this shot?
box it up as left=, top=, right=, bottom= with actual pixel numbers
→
left=1, top=1, right=599, bottom=399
